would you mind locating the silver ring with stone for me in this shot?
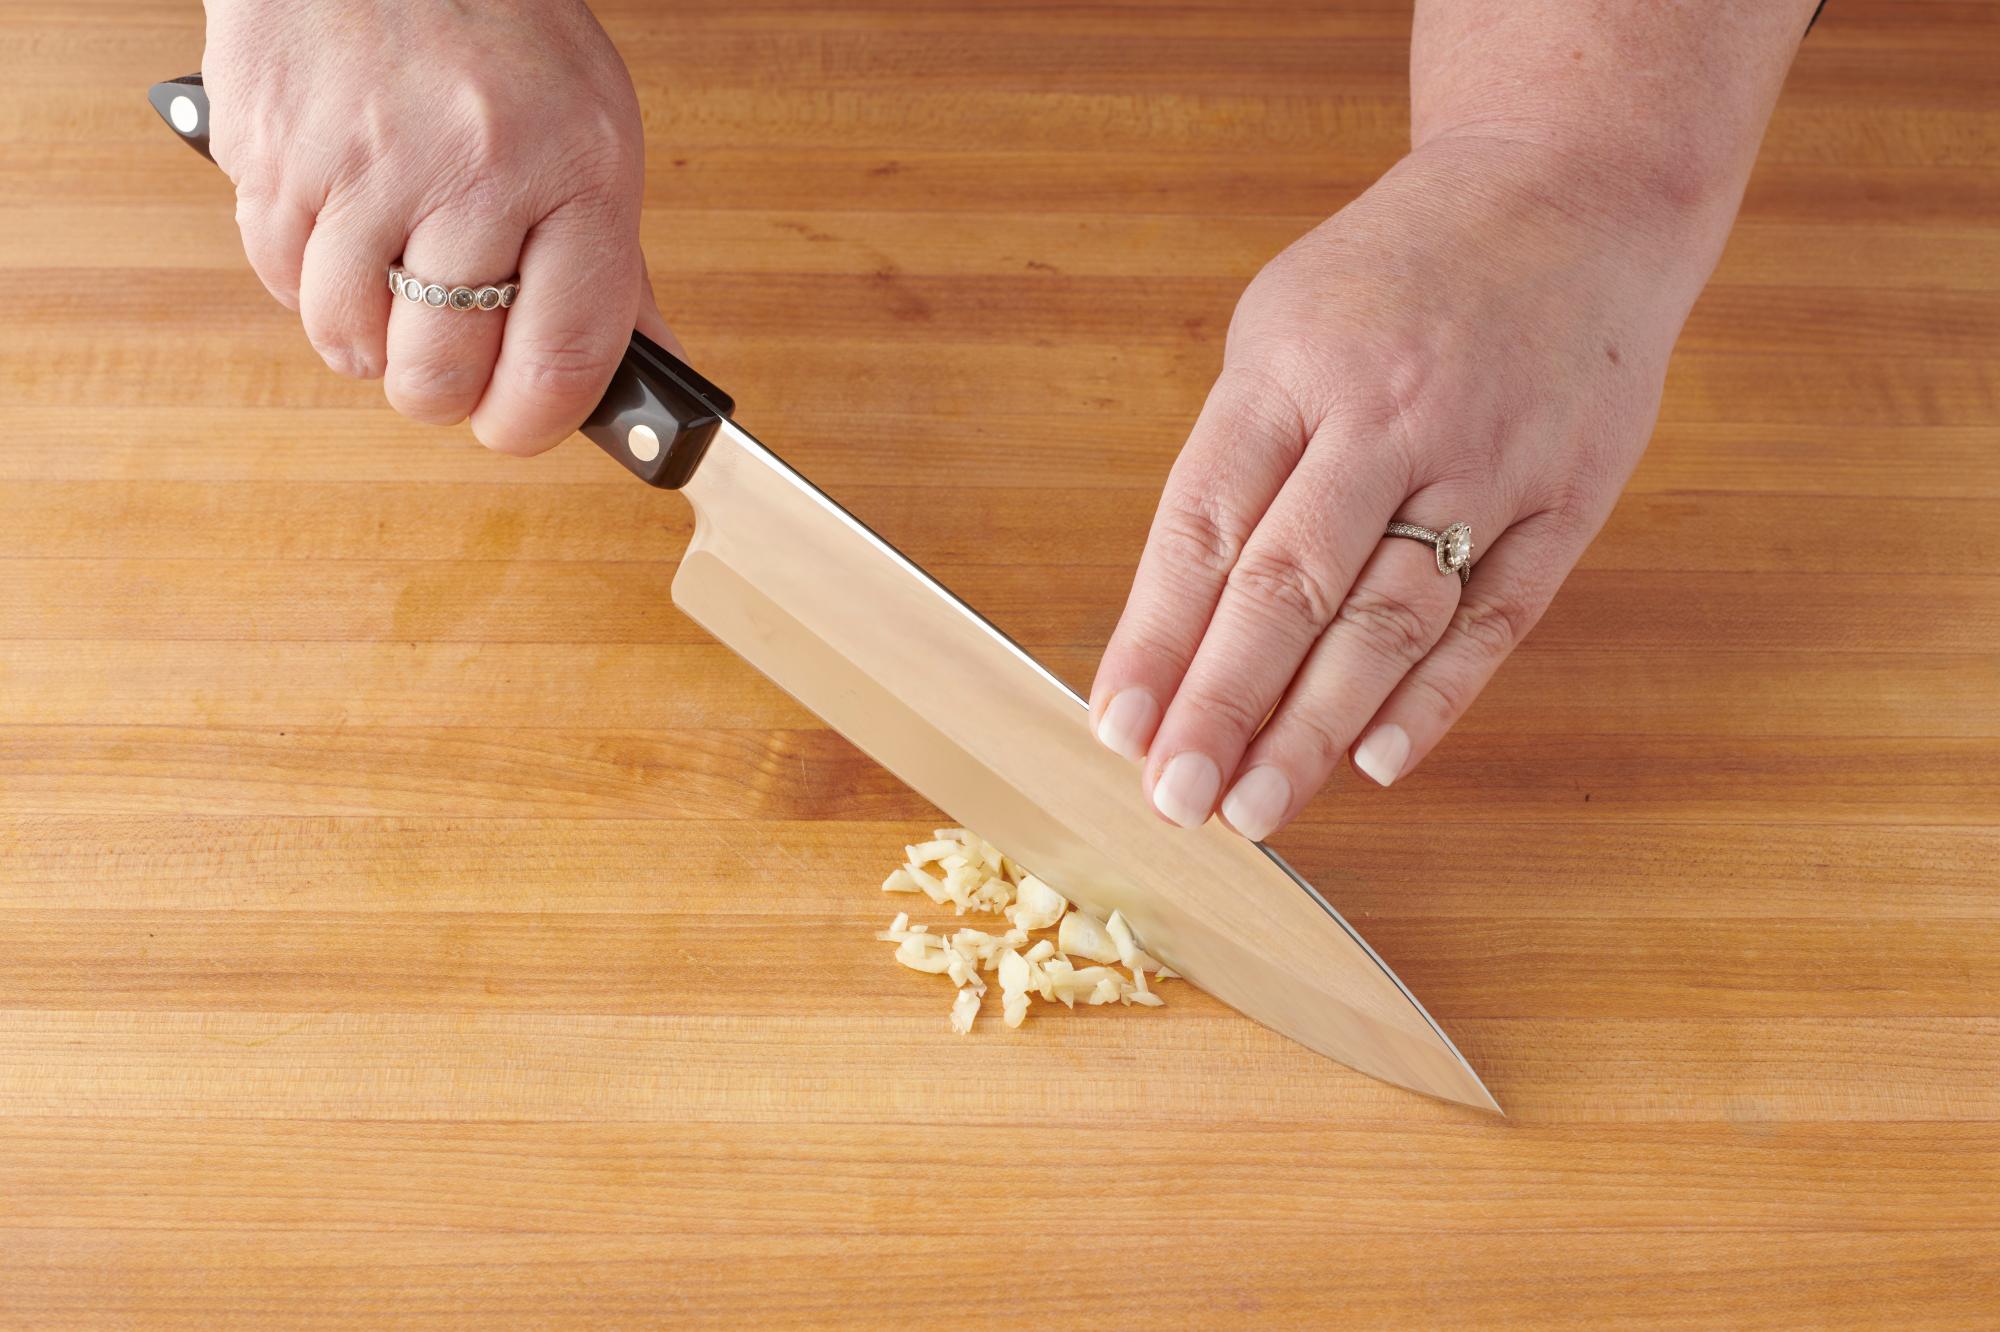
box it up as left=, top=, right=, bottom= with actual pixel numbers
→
left=388, top=266, right=518, bottom=312
left=1385, top=521, right=1474, bottom=585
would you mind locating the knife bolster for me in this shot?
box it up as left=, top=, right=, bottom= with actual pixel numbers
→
left=581, top=332, right=736, bottom=489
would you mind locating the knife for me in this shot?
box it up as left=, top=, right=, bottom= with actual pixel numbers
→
left=149, top=75, right=1497, bottom=1113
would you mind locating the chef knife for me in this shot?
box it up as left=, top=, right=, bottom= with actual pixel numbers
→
left=150, top=75, right=1497, bottom=1112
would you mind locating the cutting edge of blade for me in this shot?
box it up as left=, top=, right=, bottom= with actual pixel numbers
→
left=1255, top=842, right=1501, bottom=1113
left=711, top=421, right=1501, bottom=1115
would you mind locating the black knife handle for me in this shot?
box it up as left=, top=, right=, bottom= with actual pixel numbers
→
left=146, top=75, right=213, bottom=162
left=147, top=74, right=734, bottom=489
left=579, top=329, right=734, bottom=489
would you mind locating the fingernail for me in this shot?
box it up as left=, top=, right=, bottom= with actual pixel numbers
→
left=1152, top=751, right=1222, bottom=829
left=1094, top=687, right=1160, bottom=761
left=1221, top=765, right=1292, bottom=843
left=1353, top=724, right=1411, bottom=787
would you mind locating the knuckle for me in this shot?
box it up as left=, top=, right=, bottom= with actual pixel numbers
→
left=1152, top=494, right=1249, bottom=581
left=443, top=85, right=530, bottom=180
left=1433, top=419, right=1510, bottom=490
left=1254, top=323, right=1421, bottom=422
left=1336, top=583, right=1443, bottom=664
left=437, top=167, right=511, bottom=221
left=1295, top=710, right=1350, bottom=773
left=1405, top=667, right=1472, bottom=729
left=1452, top=592, right=1540, bottom=659
left=310, top=335, right=380, bottom=381
left=1256, top=334, right=1342, bottom=407
left=302, top=300, right=382, bottom=380
left=1269, top=703, right=1348, bottom=773
left=232, top=205, right=301, bottom=309
left=425, top=100, right=539, bottom=218
left=1373, top=336, right=1437, bottom=431
left=552, top=95, right=644, bottom=183
left=511, top=330, right=620, bottom=406
left=1226, top=545, right=1335, bottom=626
left=572, top=108, right=643, bottom=184
left=1177, top=684, right=1266, bottom=739
left=232, top=198, right=277, bottom=251
left=228, top=147, right=281, bottom=205
left=1102, top=598, right=1200, bottom=687
left=458, top=91, right=511, bottom=172
left=471, top=418, right=559, bottom=457
left=389, top=357, right=482, bottom=421
left=1213, top=346, right=1334, bottom=442
left=1538, top=470, right=1613, bottom=540
left=232, top=187, right=268, bottom=233
left=357, top=94, right=398, bottom=164
left=1331, top=338, right=1438, bottom=464
left=1214, top=359, right=1310, bottom=428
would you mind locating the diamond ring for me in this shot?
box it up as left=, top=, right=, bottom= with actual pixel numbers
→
left=1385, top=521, right=1474, bottom=584
left=388, top=266, right=518, bottom=313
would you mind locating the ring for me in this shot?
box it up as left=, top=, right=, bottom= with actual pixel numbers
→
left=1385, top=521, right=1474, bottom=584
left=388, top=266, right=518, bottom=312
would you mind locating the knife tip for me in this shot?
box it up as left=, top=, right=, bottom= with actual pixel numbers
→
left=1447, top=1059, right=1505, bottom=1116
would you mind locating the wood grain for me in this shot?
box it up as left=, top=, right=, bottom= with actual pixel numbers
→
left=2, top=0, right=1996, bottom=1325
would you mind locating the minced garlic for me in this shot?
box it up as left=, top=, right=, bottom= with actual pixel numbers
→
left=874, top=827, right=1176, bottom=1032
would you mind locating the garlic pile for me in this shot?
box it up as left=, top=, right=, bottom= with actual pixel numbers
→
left=878, top=828, right=1178, bottom=1033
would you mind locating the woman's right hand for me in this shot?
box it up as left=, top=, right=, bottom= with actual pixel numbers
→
left=202, top=0, right=673, bottom=454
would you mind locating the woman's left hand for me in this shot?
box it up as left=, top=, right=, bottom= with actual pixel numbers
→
left=1088, top=134, right=1721, bottom=841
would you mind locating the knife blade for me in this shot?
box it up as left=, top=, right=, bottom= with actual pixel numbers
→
left=151, top=76, right=1498, bottom=1112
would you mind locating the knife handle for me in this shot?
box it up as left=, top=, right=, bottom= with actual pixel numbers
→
left=148, top=74, right=736, bottom=490
left=146, top=75, right=213, bottom=162
left=578, top=330, right=734, bottom=489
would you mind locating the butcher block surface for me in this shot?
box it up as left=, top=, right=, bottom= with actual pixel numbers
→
left=3, top=1, right=1997, bottom=1325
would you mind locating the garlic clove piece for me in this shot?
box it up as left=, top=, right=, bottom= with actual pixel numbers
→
left=895, top=936, right=954, bottom=974
left=1058, top=910, right=1121, bottom=965
left=949, top=986, right=982, bottom=1034
left=906, top=839, right=965, bottom=865
left=996, top=948, right=1035, bottom=1028
left=1006, top=874, right=1068, bottom=931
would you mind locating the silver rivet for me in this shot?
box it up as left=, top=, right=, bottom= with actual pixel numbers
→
left=627, top=424, right=661, bottom=463
left=168, top=95, right=199, bottom=134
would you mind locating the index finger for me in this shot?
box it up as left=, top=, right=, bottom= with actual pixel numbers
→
left=1088, top=368, right=1308, bottom=761
left=469, top=199, right=643, bottom=456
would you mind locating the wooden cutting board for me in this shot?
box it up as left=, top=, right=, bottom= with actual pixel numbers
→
left=3, top=1, right=1996, bottom=1324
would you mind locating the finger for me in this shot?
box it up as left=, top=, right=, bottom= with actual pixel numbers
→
left=1141, top=433, right=1407, bottom=828
left=469, top=200, right=642, bottom=456
left=1087, top=368, right=1310, bottom=768
left=384, top=209, right=526, bottom=426
left=1349, top=511, right=1578, bottom=789
left=1217, top=487, right=1510, bottom=841
left=234, top=187, right=314, bottom=313
left=634, top=251, right=686, bottom=358
left=297, top=199, right=405, bottom=380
